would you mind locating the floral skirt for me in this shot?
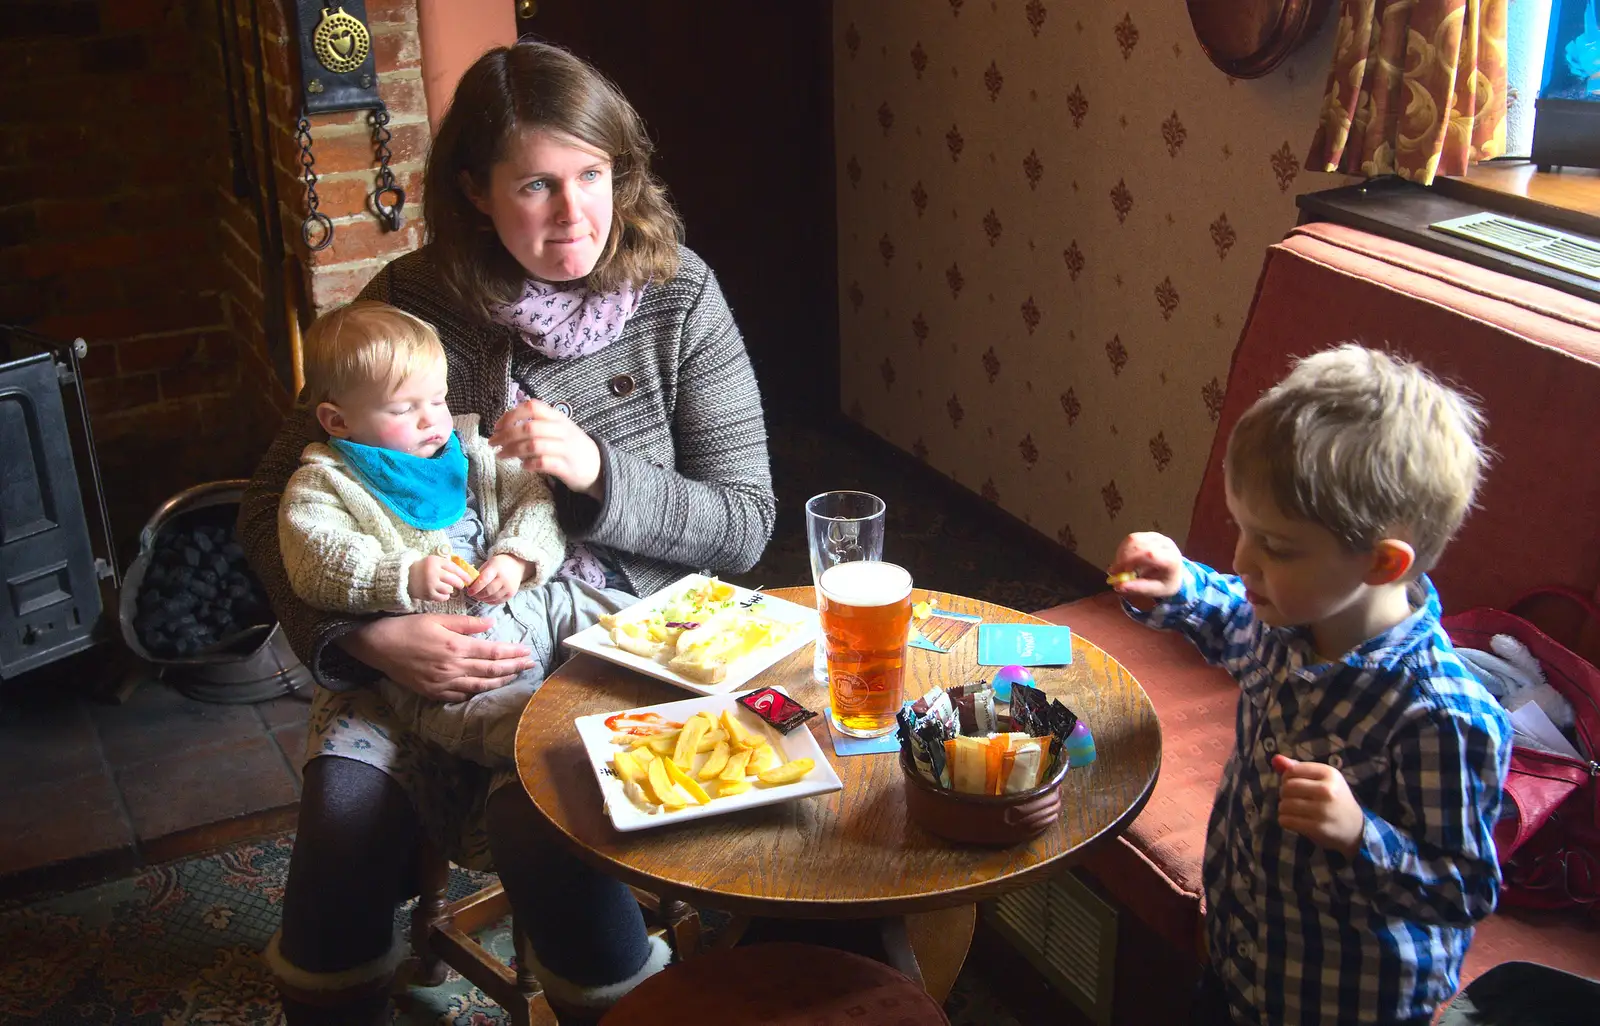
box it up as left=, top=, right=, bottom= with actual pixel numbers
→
left=304, top=684, right=515, bottom=871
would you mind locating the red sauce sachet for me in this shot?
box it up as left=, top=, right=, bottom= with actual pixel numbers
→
left=737, top=687, right=817, bottom=734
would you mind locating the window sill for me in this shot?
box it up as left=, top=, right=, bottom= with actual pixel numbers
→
left=1435, top=160, right=1600, bottom=238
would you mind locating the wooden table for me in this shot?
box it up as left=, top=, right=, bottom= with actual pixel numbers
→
left=514, top=588, right=1162, bottom=998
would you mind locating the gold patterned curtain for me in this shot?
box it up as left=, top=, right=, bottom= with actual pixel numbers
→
left=1306, top=0, right=1508, bottom=186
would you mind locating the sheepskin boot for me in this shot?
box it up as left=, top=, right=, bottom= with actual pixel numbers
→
left=264, top=926, right=404, bottom=1026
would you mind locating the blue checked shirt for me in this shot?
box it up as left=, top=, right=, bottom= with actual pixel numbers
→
left=1129, top=560, right=1511, bottom=1025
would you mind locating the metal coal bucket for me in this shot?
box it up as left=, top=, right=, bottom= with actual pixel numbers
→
left=119, top=480, right=311, bottom=703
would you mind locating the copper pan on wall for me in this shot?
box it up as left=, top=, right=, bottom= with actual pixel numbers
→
left=1187, top=0, right=1335, bottom=79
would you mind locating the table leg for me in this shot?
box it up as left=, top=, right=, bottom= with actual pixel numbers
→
left=902, top=904, right=976, bottom=1004
left=875, top=914, right=925, bottom=988
left=731, top=905, right=976, bottom=1004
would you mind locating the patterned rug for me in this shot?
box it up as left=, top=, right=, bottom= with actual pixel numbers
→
left=0, top=834, right=1026, bottom=1024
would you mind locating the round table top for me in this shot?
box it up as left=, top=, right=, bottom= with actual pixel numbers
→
left=514, top=587, right=1162, bottom=919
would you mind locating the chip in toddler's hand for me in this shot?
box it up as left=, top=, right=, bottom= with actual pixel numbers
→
left=449, top=555, right=479, bottom=582
left=737, top=686, right=817, bottom=734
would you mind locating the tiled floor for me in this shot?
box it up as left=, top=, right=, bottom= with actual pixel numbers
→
left=0, top=414, right=1094, bottom=903
left=0, top=655, right=309, bottom=901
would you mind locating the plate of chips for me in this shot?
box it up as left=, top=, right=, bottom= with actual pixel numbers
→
left=562, top=574, right=820, bottom=696
left=576, top=687, right=843, bottom=832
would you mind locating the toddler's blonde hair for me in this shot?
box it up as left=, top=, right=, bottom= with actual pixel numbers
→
left=1226, top=344, right=1488, bottom=573
left=301, top=300, right=445, bottom=404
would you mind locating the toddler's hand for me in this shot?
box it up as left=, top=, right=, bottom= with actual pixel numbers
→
left=409, top=555, right=472, bottom=603
left=1273, top=755, right=1364, bottom=857
left=1106, top=532, right=1185, bottom=610
left=468, top=554, right=529, bottom=605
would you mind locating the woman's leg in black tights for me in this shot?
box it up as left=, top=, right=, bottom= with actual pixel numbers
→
left=268, top=756, right=421, bottom=1024
left=486, top=783, right=660, bottom=993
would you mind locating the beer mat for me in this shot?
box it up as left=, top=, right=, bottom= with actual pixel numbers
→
left=909, top=607, right=982, bottom=653
left=977, top=623, right=1073, bottom=666
left=825, top=709, right=903, bottom=756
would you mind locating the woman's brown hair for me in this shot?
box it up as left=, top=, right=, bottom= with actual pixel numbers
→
left=424, top=42, right=683, bottom=319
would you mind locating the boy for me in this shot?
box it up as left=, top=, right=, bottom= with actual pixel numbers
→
left=278, top=300, right=629, bottom=767
left=1108, top=345, right=1512, bottom=1025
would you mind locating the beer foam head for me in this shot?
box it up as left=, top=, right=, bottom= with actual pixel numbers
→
left=819, top=560, right=912, bottom=607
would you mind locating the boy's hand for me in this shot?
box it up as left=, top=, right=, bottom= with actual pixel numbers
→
left=1106, top=531, right=1185, bottom=610
left=409, top=555, right=473, bottom=603
left=1273, top=755, right=1364, bottom=857
left=467, top=554, right=529, bottom=605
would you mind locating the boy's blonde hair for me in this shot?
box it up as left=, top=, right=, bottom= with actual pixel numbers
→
left=301, top=300, right=445, bottom=403
left=1225, top=344, right=1488, bottom=573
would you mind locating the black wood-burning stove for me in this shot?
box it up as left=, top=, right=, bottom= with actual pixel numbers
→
left=0, top=326, right=118, bottom=679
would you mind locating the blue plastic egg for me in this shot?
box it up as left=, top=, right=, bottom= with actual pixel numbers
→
left=991, top=664, right=1034, bottom=702
left=1064, top=720, right=1096, bottom=767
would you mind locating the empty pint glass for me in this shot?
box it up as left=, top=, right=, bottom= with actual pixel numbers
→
left=817, top=560, right=913, bottom=738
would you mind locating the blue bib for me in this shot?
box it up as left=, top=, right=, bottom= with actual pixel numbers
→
left=328, top=431, right=468, bottom=530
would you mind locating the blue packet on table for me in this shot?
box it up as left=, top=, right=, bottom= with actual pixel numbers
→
left=977, top=623, right=1073, bottom=666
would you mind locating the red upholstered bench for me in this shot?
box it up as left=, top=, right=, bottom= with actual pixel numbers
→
left=1034, top=223, right=1600, bottom=1001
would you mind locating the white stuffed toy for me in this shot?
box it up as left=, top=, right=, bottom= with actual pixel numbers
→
left=1457, top=634, right=1577, bottom=733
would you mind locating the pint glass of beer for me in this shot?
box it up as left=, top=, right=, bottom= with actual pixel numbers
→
left=817, top=560, right=913, bottom=738
left=805, top=491, right=886, bottom=684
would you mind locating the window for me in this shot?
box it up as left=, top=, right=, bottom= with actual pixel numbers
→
left=1505, top=0, right=1553, bottom=159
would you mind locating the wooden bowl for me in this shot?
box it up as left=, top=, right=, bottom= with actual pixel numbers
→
left=899, top=748, right=1070, bottom=846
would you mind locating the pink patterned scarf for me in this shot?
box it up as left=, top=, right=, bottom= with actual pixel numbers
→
left=497, top=278, right=646, bottom=589
left=491, top=278, right=645, bottom=360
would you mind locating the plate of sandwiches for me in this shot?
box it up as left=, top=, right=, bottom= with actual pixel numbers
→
left=561, top=574, right=820, bottom=696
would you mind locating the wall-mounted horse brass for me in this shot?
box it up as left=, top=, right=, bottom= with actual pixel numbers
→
left=290, top=1, right=402, bottom=250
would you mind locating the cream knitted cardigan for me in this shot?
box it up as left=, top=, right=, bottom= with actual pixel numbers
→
left=278, top=414, right=565, bottom=616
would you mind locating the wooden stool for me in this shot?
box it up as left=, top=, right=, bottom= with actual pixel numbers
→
left=598, top=942, right=950, bottom=1025
left=401, top=842, right=706, bottom=1026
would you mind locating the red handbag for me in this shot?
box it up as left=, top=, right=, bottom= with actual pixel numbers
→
left=1442, top=588, right=1600, bottom=916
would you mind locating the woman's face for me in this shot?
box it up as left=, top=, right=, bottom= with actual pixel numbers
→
left=470, top=128, right=614, bottom=284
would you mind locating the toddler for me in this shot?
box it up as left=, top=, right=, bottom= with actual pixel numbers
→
left=279, top=300, right=630, bottom=766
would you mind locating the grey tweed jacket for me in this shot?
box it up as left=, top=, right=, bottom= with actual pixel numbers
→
left=238, top=244, right=775, bottom=691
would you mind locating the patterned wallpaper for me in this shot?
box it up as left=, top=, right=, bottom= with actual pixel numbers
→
left=834, top=0, right=1346, bottom=567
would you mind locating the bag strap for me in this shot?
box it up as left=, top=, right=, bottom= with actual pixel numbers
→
left=1509, top=585, right=1600, bottom=628
left=1508, top=586, right=1600, bottom=663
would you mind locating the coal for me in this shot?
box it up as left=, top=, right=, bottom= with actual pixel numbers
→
left=133, top=517, right=273, bottom=658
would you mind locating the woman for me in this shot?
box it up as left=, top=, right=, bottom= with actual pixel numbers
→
left=240, top=42, right=774, bottom=1025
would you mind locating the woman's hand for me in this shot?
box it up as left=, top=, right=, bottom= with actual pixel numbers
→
left=489, top=399, right=604, bottom=498
left=338, top=614, right=536, bottom=702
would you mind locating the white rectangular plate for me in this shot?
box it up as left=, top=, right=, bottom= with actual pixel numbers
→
left=561, top=574, right=820, bottom=697
left=575, top=688, right=843, bottom=833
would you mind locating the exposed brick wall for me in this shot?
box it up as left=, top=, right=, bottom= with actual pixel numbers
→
left=224, top=0, right=428, bottom=383
left=0, top=0, right=426, bottom=550
left=1, top=1, right=233, bottom=423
